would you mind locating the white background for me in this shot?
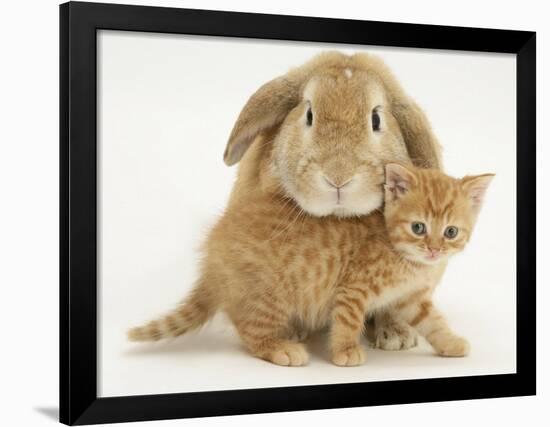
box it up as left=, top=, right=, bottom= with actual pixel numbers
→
left=0, top=0, right=547, bottom=426
left=98, top=31, right=516, bottom=397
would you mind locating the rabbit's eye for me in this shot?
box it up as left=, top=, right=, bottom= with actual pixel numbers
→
left=372, top=108, right=381, bottom=131
left=306, top=107, right=313, bottom=126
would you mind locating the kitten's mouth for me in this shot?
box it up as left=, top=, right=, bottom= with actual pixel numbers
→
left=400, top=249, right=445, bottom=265
left=420, top=252, right=446, bottom=265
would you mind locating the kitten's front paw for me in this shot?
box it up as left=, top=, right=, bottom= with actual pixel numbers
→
left=435, top=336, right=470, bottom=357
left=332, top=345, right=366, bottom=367
left=268, top=342, right=310, bottom=366
left=375, top=322, right=418, bottom=351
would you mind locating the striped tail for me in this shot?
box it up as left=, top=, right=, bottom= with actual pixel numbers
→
left=128, top=286, right=217, bottom=342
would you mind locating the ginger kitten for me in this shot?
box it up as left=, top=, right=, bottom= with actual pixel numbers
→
left=331, top=164, right=494, bottom=365
left=129, top=164, right=493, bottom=367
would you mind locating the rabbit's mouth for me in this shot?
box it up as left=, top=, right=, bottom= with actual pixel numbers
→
left=277, top=164, right=385, bottom=218
left=296, top=172, right=384, bottom=218
left=293, top=187, right=384, bottom=218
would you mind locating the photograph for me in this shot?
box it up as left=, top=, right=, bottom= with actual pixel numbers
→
left=97, top=30, right=517, bottom=398
left=1, top=0, right=544, bottom=426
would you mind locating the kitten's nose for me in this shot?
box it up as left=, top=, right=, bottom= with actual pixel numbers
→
left=427, top=247, right=441, bottom=256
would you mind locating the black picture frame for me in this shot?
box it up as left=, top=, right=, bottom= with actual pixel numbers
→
left=60, top=1, right=536, bottom=425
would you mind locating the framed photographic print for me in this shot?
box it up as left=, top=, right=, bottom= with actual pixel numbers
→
left=60, top=1, right=536, bottom=425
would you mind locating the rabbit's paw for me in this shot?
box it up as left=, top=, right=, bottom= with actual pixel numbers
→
left=374, top=320, right=417, bottom=351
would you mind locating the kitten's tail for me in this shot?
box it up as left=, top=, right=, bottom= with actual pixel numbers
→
left=127, top=279, right=218, bottom=342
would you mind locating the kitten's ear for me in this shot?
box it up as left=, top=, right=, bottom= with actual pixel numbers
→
left=461, top=174, right=495, bottom=213
left=384, top=163, right=417, bottom=202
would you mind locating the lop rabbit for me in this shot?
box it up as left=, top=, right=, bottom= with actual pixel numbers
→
left=129, top=52, right=442, bottom=364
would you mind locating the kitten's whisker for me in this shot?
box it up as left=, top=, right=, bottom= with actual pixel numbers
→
left=279, top=206, right=306, bottom=246
left=267, top=203, right=302, bottom=241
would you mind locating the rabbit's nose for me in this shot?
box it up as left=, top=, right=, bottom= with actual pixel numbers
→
left=323, top=175, right=353, bottom=189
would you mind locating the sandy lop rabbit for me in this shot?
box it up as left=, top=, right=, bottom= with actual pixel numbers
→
left=129, top=51, right=443, bottom=364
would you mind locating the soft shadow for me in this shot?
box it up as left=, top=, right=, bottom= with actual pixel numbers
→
left=124, top=329, right=334, bottom=361
left=123, top=328, right=438, bottom=363
left=34, top=407, right=59, bottom=422
left=304, top=331, right=331, bottom=362
left=123, top=331, right=245, bottom=357
left=305, top=330, right=378, bottom=362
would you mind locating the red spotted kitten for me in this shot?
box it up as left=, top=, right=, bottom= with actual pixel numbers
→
left=331, top=164, right=493, bottom=365
left=129, top=164, right=493, bottom=367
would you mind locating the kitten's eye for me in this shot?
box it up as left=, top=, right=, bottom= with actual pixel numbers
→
left=372, top=108, right=381, bottom=132
left=411, top=222, right=426, bottom=235
left=444, top=226, right=459, bottom=239
left=306, top=107, right=313, bottom=126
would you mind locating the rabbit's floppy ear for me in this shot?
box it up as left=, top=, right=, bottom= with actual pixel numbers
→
left=223, top=76, right=301, bottom=166
left=353, top=53, right=443, bottom=170
left=392, top=100, right=442, bottom=170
